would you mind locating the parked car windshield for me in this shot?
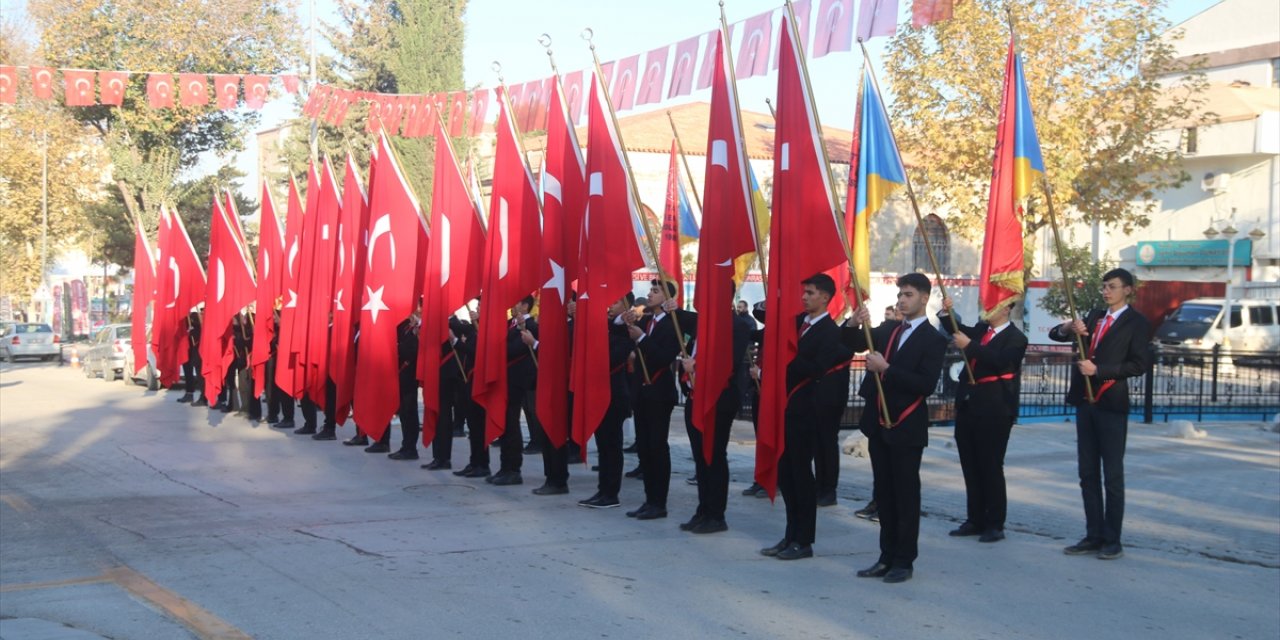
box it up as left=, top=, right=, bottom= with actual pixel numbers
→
left=116, top=326, right=132, bottom=340
left=1167, top=304, right=1220, bottom=325
left=14, top=324, right=53, bottom=334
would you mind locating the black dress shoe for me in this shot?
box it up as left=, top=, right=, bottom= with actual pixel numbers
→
left=421, top=459, right=451, bottom=470
left=883, top=567, right=913, bottom=583
left=388, top=450, right=419, bottom=460
left=626, top=503, right=652, bottom=518
left=979, top=529, right=1005, bottom=543
left=265, top=415, right=279, bottom=424
left=364, top=442, right=390, bottom=453
left=680, top=514, right=706, bottom=531
left=578, top=494, right=620, bottom=509
left=191, top=397, right=209, bottom=407
left=685, top=474, right=698, bottom=486
left=343, top=435, right=369, bottom=446
left=176, top=393, right=193, bottom=403
left=760, top=539, right=790, bottom=557
left=623, top=442, right=638, bottom=454
left=635, top=505, right=667, bottom=520
left=490, top=472, right=523, bottom=486
left=1064, top=538, right=1104, bottom=556
left=273, top=420, right=295, bottom=430
left=219, top=403, right=234, bottom=414
left=312, top=428, right=336, bottom=441
left=857, top=562, right=891, bottom=578
left=462, top=466, right=492, bottom=479
left=949, top=521, right=982, bottom=537
left=742, top=482, right=764, bottom=497
left=691, top=518, right=728, bottom=535
left=1097, top=543, right=1124, bottom=560
left=854, top=501, right=878, bottom=520
left=532, top=483, right=569, bottom=495
left=624, top=467, right=643, bottom=479
left=775, top=543, right=813, bottom=560
left=293, top=424, right=317, bottom=435
left=522, top=443, right=543, bottom=455
left=452, top=464, right=476, bottom=476
left=816, top=491, right=837, bottom=507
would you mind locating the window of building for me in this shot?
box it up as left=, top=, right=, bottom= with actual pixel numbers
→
left=1185, top=127, right=1198, bottom=154
left=912, top=214, right=951, bottom=273
left=1272, top=58, right=1279, bottom=88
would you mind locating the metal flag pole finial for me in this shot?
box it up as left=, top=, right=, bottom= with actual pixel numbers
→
left=581, top=28, right=594, bottom=52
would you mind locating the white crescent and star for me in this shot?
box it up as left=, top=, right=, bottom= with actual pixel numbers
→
left=215, top=259, right=226, bottom=302
left=439, top=215, right=452, bottom=287
left=497, top=197, right=510, bottom=279
left=362, top=285, right=389, bottom=324
left=542, top=259, right=565, bottom=304
left=367, top=214, right=396, bottom=271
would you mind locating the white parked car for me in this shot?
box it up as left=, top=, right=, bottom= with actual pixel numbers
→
left=1154, top=298, right=1280, bottom=354
left=83, top=323, right=132, bottom=382
left=0, top=323, right=60, bottom=362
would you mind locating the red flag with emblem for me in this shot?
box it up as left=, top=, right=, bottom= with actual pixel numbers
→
left=658, top=140, right=684, bottom=302
left=419, top=115, right=486, bottom=446
left=63, top=70, right=96, bottom=106
left=353, top=133, right=424, bottom=440
left=472, top=87, right=544, bottom=444
left=244, top=75, right=269, bottom=109
left=756, top=13, right=850, bottom=498
left=179, top=73, right=209, bottom=106
left=154, top=207, right=207, bottom=389
left=284, top=164, right=322, bottom=398
left=30, top=67, right=55, bottom=100
left=252, top=185, right=285, bottom=397
left=571, top=73, right=648, bottom=453
left=130, top=216, right=156, bottom=376
left=214, top=75, right=240, bottom=109
left=330, top=154, right=371, bottom=423
left=0, top=66, right=17, bottom=103
left=200, top=199, right=256, bottom=401
left=300, top=160, right=342, bottom=406
left=274, top=176, right=307, bottom=398
left=693, top=27, right=760, bottom=464
left=534, top=76, right=587, bottom=450
left=99, top=71, right=128, bottom=106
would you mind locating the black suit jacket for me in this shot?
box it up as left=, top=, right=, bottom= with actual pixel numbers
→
left=846, top=318, right=947, bottom=448
left=940, top=312, right=1028, bottom=420
left=507, top=316, right=538, bottom=391
left=632, top=310, right=693, bottom=405
left=397, top=320, right=419, bottom=389
left=786, top=313, right=853, bottom=421
left=608, top=318, right=634, bottom=417
left=1049, top=307, right=1150, bottom=413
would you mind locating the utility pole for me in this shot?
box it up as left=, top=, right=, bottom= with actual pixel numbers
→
left=41, top=129, right=49, bottom=323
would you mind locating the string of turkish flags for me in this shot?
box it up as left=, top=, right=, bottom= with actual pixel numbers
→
left=0, top=65, right=300, bottom=110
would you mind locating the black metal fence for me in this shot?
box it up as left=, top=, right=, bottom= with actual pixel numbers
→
left=740, top=345, right=1280, bottom=426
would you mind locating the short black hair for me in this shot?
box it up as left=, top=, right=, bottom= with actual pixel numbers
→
left=519, top=295, right=535, bottom=309
left=801, top=273, right=836, bottom=299
left=897, top=272, right=931, bottom=296
left=650, top=279, right=678, bottom=298
left=1102, top=268, right=1135, bottom=288
left=623, top=291, right=636, bottom=307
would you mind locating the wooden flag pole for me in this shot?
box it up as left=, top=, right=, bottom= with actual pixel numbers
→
left=1042, top=178, right=1095, bottom=403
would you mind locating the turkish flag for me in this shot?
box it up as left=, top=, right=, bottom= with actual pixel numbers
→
left=570, top=73, right=646, bottom=452
left=472, top=88, right=544, bottom=444
left=244, top=75, right=269, bottom=109
left=400, top=96, right=423, bottom=138
left=755, top=14, right=850, bottom=498
left=147, top=74, right=174, bottom=108
left=419, top=117, right=486, bottom=446
left=518, top=79, right=547, bottom=132
left=668, top=36, right=699, bottom=99
left=99, top=71, right=128, bottom=106
left=813, top=0, right=857, bottom=55
left=329, top=153, right=371, bottom=422
left=281, top=74, right=300, bottom=94
left=154, top=207, right=207, bottom=389
left=273, top=176, right=307, bottom=398
left=283, top=164, right=322, bottom=398
left=300, top=160, right=342, bottom=406
left=610, top=54, right=640, bottom=112
left=658, top=141, right=684, bottom=301
left=737, top=11, right=774, bottom=79
left=200, top=199, right=256, bottom=401
left=560, top=71, right=584, bottom=126
left=776, top=0, right=812, bottom=69
left=855, top=0, right=898, bottom=41
left=447, top=90, right=468, bottom=136
left=30, top=67, right=55, bottom=100
left=696, top=28, right=728, bottom=90
left=468, top=88, right=490, bottom=136
left=0, top=66, right=17, bottom=103
left=535, top=77, right=587, bottom=448
left=252, top=184, right=285, bottom=397
left=327, top=89, right=355, bottom=126
left=353, top=133, right=424, bottom=440
left=214, top=74, right=240, bottom=109
left=302, top=84, right=329, bottom=118
left=179, top=73, right=209, bottom=106
left=635, top=46, right=669, bottom=107
left=130, top=217, right=156, bottom=376
left=63, top=70, right=96, bottom=106
left=693, top=28, right=761, bottom=464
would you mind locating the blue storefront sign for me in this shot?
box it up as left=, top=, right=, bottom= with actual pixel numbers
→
left=1136, top=239, right=1252, bottom=267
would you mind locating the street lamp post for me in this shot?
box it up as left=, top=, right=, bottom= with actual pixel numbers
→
left=1203, top=215, right=1267, bottom=349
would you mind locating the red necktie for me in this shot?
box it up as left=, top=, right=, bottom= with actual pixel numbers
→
left=981, top=327, right=996, bottom=346
left=799, top=321, right=812, bottom=338
left=1090, top=315, right=1113, bottom=356
left=885, top=324, right=905, bottom=362
left=647, top=317, right=657, bottom=336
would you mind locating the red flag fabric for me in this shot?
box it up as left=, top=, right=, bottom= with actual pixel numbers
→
left=911, top=0, right=954, bottom=27
left=472, top=87, right=544, bottom=444
left=611, top=54, right=640, bottom=112
left=693, top=28, right=761, bottom=464
left=448, top=90, right=468, bottom=136
left=0, top=66, right=17, bottom=103
left=658, top=141, right=684, bottom=301
left=300, top=160, right=342, bottom=405
left=283, top=164, right=322, bottom=398
left=353, top=133, right=424, bottom=440
left=667, top=35, right=699, bottom=99
left=534, top=77, right=587, bottom=451
left=419, top=116, right=486, bottom=446
left=814, top=0, right=857, bottom=56
left=855, top=0, right=898, bottom=42
left=302, top=84, right=329, bottom=118
left=99, top=71, right=128, bottom=106
left=252, top=185, right=285, bottom=397
left=400, top=97, right=423, bottom=137
left=130, top=217, right=156, bottom=376
left=325, top=89, right=354, bottom=125
left=756, top=13, right=851, bottom=498
left=244, top=75, right=269, bottom=109
left=200, top=199, right=256, bottom=401
left=273, top=177, right=307, bottom=398
left=30, top=67, right=55, bottom=100
left=468, top=88, right=490, bottom=136
left=281, top=74, right=300, bottom=94
left=560, top=71, right=584, bottom=125
left=776, top=0, right=812, bottom=69
left=736, top=11, right=774, bottom=79
left=147, top=73, right=174, bottom=108
left=178, top=73, right=209, bottom=106
left=63, top=70, right=96, bottom=106
left=636, top=46, right=669, bottom=106
left=156, top=207, right=207, bottom=388
left=214, top=74, right=240, bottom=109
left=152, top=208, right=178, bottom=386
left=570, top=73, right=647, bottom=452
left=330, top=154, right=371, bottom=422
left=696, top=28, right=728, bottom=90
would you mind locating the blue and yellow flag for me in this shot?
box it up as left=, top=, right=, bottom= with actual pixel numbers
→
left=848, top=63, right=907, bottom=295
left=731, top=163, right=770, bottom=285
left=676, top=176, right=699, bottom=244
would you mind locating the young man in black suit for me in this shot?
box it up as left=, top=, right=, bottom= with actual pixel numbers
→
left=760, top=273, right=853, bottom=561
left=939, top=296, right=1028, bottom=543
left=491, top=296, right=539, bottom=486
left=578, top=293, right=638, bottom=510
left=846, top=273, right=946, bottom=583
left=1049, top=268, right=1150, bottom=561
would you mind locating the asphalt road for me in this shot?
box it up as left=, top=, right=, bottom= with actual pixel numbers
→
left=2, top=359, right=1278, bottom=639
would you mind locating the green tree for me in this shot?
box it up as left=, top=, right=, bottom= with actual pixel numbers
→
left=1037, top=242, right=1128, bottom=317
left=884, top=0, right=1208, bottom=252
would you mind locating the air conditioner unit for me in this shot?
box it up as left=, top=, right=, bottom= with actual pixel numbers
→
left=1202, top=172, right=1230, bottom=192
